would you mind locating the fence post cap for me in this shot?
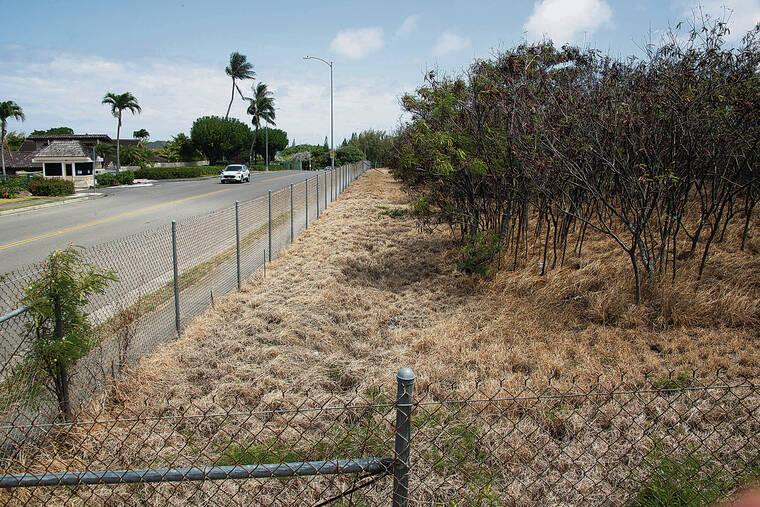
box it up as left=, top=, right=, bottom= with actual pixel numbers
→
left=397, top=367, right=415, bottom=382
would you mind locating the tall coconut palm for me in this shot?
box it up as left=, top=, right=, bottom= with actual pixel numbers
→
left=246, top=82, right=276, bottom=165
left=225, top=52, right=255, bottom=120
left=0, top=100, right=25, bottom=180
left=101, top=92, right=141, bottom=172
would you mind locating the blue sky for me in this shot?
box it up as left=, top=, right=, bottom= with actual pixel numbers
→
left=1, top=0, right=759, bottom=145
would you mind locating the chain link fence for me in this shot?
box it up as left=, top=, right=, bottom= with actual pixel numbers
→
left=1, top=161, right=759, bottom=504
left=0, top=162, right=369, bottom=447
left=0, top=368, right=757, bottom=505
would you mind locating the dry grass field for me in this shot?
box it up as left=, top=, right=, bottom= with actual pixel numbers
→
left=109, top=168, right=760, bottom=401
left=5, top=168, right=760, bottom=505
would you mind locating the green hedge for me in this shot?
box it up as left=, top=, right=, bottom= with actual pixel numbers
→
left=29, top=178, right=75, bottom=196
left=250, top=163, right=285, bottom=172
left=0, top=179, right=21, bottom=199
left=95, top=171, right=135, bottom=187
left=134, top=166, right=224, bottom=179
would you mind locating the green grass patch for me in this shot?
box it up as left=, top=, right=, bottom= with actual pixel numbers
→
left=629, top=448, right=759, bottom=506
left=650, top=372, right=693, bottom=391
left=375, top=205, right=407, bottom=217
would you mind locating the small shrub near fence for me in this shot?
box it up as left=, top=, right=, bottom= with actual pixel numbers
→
left=95, top=171, right=134, bottom=187
left=28, top=178, right=74, bottom=196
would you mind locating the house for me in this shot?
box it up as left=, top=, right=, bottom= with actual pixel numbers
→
left=6, top=133, right=149, bottom=176
left=6, top=134, right=113, bottom=175
left=32, top=141, right=96, bottom=188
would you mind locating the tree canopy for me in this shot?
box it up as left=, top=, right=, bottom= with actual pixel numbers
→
left=190, top=116, right=252, bottom=165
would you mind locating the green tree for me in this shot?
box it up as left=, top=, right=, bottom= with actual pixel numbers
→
left=225, top=52, right=255, bottom=120
left=120, top=145, right=149, bottom=166
left=23, top=245, right=116, bottom=421
left=335, top=144, right=365, bottom=165
left=94, top=142, right=116, bottom=168
left=0, top=100, right=25, bottom=179
left=161, top=133, right=200, bottom=162
left=101, top=92, right=141, bottom=172
left=245, top=82, right=275, bottom=165
left=132, top=128, right=150, bottom=143
left=323, top=136, right=329, bottom=150
left=190, top=116, right=253, bottom=164
left=254, top=127, right=288, bottom=163
left=31, top=127, right=74, bottom=135
left=5, top=130, right=25, bottom=151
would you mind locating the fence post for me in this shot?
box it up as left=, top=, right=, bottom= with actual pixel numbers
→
left=316, top=174, right=319, bottom=218
left=393, top=367, right=415, bottom=507
left=235, top=200, right=241, bottom=291
left=330, top=169, right=333, bottom=202
left=268, top=190, right=272, bottom=262
left=305, top=178, right=309, bottom=229
left=290, top=183, right=294, bottom=243
left=171, top=220, right=180, bottom=336
left=324, top=171, right=328, bottom=209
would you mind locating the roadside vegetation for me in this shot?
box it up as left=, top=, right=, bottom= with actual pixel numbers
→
left=6, top=166, right=757, bottom=504
left=391, top=20, right=760, bottom=307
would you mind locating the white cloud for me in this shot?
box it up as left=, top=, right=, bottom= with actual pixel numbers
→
left=680, top=0, right=760, bottom=41
left=432, top=32, right=471, bottom=56
left=0, top=48, right=403, bottom=145
left=524, top=0, right=613, bottom=44
left=330, top=27, right=384, bottom=60
left=396, top=14, right=420, bottom=37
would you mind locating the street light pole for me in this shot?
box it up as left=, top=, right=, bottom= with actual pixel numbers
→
left=303, top=56, right=334, bottom=172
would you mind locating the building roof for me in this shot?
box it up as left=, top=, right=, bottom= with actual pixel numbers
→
left=27, top=134, right=113, bottom=143
left=6, top=150, right=42, bottom=169
left=34, top=141, right=92, bottom=160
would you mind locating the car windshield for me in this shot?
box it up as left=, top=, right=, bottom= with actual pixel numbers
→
left=224, top=166, right=243, bottom=172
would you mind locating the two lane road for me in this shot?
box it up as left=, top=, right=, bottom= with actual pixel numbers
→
left=0, top=170, right=322, bottom=274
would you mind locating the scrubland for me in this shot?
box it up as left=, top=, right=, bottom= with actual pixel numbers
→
left=6, top=168, right=760, bottom=506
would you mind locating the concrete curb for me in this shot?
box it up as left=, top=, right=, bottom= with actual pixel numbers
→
left=0, top=193, right=104, bottom=217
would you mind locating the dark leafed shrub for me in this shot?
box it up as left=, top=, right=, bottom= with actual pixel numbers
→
left=458, top=232, right=503, bottom=276
left=0, top=178, right=21, bottom=198
left=134, top=167, right=203, bottom=179
left=29, top=178, right=74, bottom=196
left=116, top=171, right=134, bottom=185
left=95, top=173, right=118, bottom=187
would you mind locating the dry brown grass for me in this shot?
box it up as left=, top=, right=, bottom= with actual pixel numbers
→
left=5, top=168, right=760, bottom=505
left=109, top=169, right=758, bottom=404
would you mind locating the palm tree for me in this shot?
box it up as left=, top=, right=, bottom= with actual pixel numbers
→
left=225, top=52, right=255, bottom=120
left=246, top=82, right=275, bottom=165
left=0, top=100, right=25, bottom=180
left=101, top=92, right=141, bottom=171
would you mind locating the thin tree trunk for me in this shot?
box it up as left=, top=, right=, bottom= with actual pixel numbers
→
left=249, top=125, right=258, bottom=167
left=226, top=79, right=235, bottom=120
left=116, top=115, right=121, bottom=172
left=1, top=132, right=5, bottom=180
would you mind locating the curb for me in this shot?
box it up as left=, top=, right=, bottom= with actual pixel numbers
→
left=0, top=193, right=104, bottom=216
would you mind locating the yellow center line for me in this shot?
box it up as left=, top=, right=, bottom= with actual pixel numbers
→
left=0, top=187, right=234, bottom=252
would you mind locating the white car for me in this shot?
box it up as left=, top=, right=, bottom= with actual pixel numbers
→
left=219, top=164, right=250, bottom=183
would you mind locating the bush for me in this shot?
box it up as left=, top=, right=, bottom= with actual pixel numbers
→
left=96, top=171, right=135, bottom=187
left=117, top=171, right=134, bottom=185
left=458, top=232, right=503, bottom=276
left=0, top=178, right=21, bottom=198
left=29, top=178, right=74, bottom=196
left=134, top=167, right=203, bottom=179
left=95, top=173, right=117, bottom=187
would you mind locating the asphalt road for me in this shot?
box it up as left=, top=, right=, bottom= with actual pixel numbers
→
left=0, top=170, right=321, bottom=274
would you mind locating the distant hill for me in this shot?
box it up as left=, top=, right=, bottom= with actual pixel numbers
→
left=146, top=141, right=167, bottom=149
